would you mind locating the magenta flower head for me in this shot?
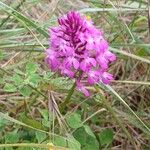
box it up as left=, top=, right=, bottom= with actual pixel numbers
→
left=45, top=11, right=116, bottom=96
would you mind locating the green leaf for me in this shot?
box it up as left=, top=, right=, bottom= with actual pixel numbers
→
left=54, top=136, right=67, bottom=147
left=66, top=113, right=82, bottom=129
left=26, top=62, right=38, bottom=75
left=5, top=129, right=19, bottom=143
left=14, top=69, right=25, bottom=75
left=98, top=128, right=113, bottom=145
left=0, top=117, right=9, bottom=127
left=73, top=127, right=86, bottom=145
left=84, top=125, right=95, bottom=138
left=5, top=148, right=14, bottom=150
left=67, top=134, right=81, bottom=150
left=11, top=74, right=24, bottom=86
left=41, top=119, right=50, bottom=128
left=82, top=139, right=99, bottom=150
left=73, top=126, right=99, bottom=150
left=4, top=83, right=17, bottom=92
left=17, top=147, right=33, bottom=150
left=28, top=74, right=41, bottom=86
left=38, top=109, right=49, bottom=121
left=35, top=131, right=47, bottom=143
left=20, top=114, right=45, bottom=131
left=19, top=85, right=32, bottom=97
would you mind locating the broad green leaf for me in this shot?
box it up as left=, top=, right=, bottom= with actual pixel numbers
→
left=38, top=109, right=49, bottom=121
left=82, top=137, right=99, bottom=150
left=5, top=129, right=19, bottom=143
left=4, top=83, right=17, bottom=92
left=35, top=131, right=47, bottom=143
left=41, top=119, right=50, bottom=128
left=67, top=134, right=81, bottom=150
left=26, top=62, right=38, bottom=75
left=98, top=128, right=113, bottom=145
left=73, top=127, right=87, bottom=146
left=5, top=148, right=13, bottom=150
left=14, top=69, right=25, bottom=75
left=66, top=113, right=82, bottom=129
left=73, top=126, right=99, bottom=150
left=20, top=114, right=45, bottom=130
left=28, top=74, right=41, bottom=86
left=54, top=136, right=67, bottom=147
left=0, top=117, right=9, bottom=127
left=11, top=74, right=24, bottom=86
left=19, top=85, right=32, bottom=97
left=84, top=125, right=95, bottom=138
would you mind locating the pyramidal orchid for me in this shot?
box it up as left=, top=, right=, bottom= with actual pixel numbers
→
left=45, top=11, right=116, bottom=96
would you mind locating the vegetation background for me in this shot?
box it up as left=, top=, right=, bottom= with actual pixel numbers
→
left=0, top=0, right=150, bottom=149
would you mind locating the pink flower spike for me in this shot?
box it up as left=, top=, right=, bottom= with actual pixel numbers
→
left=45, top=11, right=116, bottom=96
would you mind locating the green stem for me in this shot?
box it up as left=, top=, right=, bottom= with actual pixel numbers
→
left=60, top=82, right=76, bottom=111
left=96, top=88, right=137, bottom=149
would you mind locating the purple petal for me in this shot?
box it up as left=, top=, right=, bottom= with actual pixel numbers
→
left=104, top=51, right=116, bottom=62
left=87, top=70, right=100, bottom=85
left=80, top=60, right=87, bottom=71
left=76, top=80, right=90, bottom=97
left=101, top=72, right=114, bottom=84
left=73, top=58, right=79, bottom=69
left=96, top=55, right=108, bottom=69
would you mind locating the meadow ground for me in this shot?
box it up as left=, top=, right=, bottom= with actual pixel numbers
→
left=0, top=0, right=150, bottom=150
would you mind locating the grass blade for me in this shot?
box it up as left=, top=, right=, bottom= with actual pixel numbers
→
left=110, top=47, right=150, bottom=64
left=113, top=80, right=150, bottom=86
left=102, top=85, right=150, bottom=136
left=79, top=8, right=148, bottom=13
left=0, top=1, right=48, bottom=38
left=0, top=112, right=48, bottom=134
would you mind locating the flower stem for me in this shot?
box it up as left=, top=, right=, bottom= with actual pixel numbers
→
left=60, top=82, right=76, bottom=111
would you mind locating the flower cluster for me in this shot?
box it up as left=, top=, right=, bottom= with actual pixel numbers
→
left=45, top=11, right=116, bottom=96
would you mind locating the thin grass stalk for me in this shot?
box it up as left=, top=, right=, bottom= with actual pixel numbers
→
left=96, top=88, right=138, bottom=149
